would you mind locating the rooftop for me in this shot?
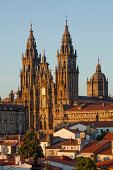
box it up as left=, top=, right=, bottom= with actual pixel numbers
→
left=68, top=121, right=113, bottom=128
left=47, top=156, right=78, bottom=167
left=97, top=147, right=113, bottom=155
left=103, top=132, right=113, bottom=141
left=46, top=139, right=78, bottom=149
left=80, top=140, right=110, bottom=154
left=66, top=102, right=113, bottom=112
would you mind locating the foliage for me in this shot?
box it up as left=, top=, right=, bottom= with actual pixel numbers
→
left=96, top=130, right=108, bottom=140
left=45, top=161, right=52, bottom=170
left=75, top=157, right=97, bottom=170
left=18, top=129, right=44, bottom=159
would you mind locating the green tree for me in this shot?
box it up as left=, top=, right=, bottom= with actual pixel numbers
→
left=18, top=129, right=44, bottom=163
left=45, top=161, right=52, bottom=170
left=75, top=157, right=97, bottom=170
left=96, top=131, right=108, bottom=140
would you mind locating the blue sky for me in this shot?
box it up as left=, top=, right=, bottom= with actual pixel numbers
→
left=0, top=0, right=113, bottom=98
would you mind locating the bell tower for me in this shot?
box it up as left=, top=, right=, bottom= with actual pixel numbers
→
left=20, top=24, right=40, bottom=92
left=55, top=19, right=79, bottom=105
left=17, top=24, right=40, bottom=128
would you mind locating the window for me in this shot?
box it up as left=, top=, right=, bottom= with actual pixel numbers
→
left=4, top=114, right=7, bottom=121
left=41, top=88, right=45, bottom=95
left=41, top=98, right=46, bottom=108
left=10, top=115, right=13, bottom=121
left=0, top=113, right=1, bottom=121
left=10, top=123, right=13, bottom=131
left=19, top=115, right=22, bottom=121
left=101, top=129, right=103, bottom=133
left=3, top=148, right=6, bottom=154
left=63, top=61, right=66, bottom=69
left=28, top=65, right=30, bottom=71
left=4, top=123, right=7, bottom=132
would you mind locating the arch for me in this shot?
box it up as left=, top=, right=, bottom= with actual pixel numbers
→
left=40, top=114, right=46, bottom=130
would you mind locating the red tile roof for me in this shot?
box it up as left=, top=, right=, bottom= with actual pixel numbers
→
left=46, top=139, right=78, bottom=149
left=58, top=149, right=78, bottom=153
left=62, top=139, right=78, bottom=146
left=97, top=147, right=113, bottom=155
left=108, top=165, right=113, bottom=169
left=0, top=141, right=18, bottom=146
left=46, top=140, right=67, bottom=149
left=47, top=156, right=78, bottom=166
left=103, top=132, right=113, bottom=141
left=66, top=103, right=113, bottom=112
left=96, top=159, right=113, bottom=168
left=80, top=140, right=110, bottom=154
left=68, top=121, right=113, bottom=128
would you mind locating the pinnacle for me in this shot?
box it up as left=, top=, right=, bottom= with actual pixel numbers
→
left=96, top=58, right=101, bottom=73
left=27, top=24, right=36, bottom=49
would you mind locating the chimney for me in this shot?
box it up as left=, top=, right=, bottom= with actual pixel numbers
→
left=46, top=134, right=53, bottom=146
left=18, top=134, right=22, bottom=143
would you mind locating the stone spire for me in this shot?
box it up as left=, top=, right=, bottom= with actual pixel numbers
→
left=25, top=24, right=38, bottom=58
left=26, top=24, right=36, bottom=50
left=60, top=19, right=73, bottom=54
left=96, top=58, right=101, bottom=73
left=42, top=49, right=46, bottom=64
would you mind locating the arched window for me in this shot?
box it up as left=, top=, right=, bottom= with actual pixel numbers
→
left=64, top=61, right=66, bottom=69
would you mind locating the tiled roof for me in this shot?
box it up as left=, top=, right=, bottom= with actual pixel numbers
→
left=0, top=141, right=18, bottom=146
left=46, top=139, right=78, bottom=149
left=47, top=156, right=78, bottom=166
left=80, top=140, right=109, bottom=154
left=68, top=121, right=113, bottom=128
left=66, top=103, right=113, bottom=112
left=46, top=140, right=67, bottom=149
left=62, top=139, right=78, bottom=146
left=103, top=132, right=113, bottom=140
left=58, top=149, right=78, bottom=153
left=1, top=98, right=9, bottom=102
left=96, top=159, right=113, bottom=167
left=97, top=147, right=113, bottom=155
left=108, top=165, right=113, bottom=169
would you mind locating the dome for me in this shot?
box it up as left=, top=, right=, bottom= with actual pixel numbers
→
left=92, top=59, right=106, bottom=82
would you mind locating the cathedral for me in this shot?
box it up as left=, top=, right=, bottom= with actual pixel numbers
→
left=16, top=20, right=79, bottom=133
left=16, top=20, right=109, bottom=133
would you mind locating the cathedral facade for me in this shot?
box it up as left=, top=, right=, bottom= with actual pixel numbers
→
left=16, top=20, right=79, bottom=133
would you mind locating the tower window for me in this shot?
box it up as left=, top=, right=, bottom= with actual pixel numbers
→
left=24, top=65, right=26, bottom=71
left=28, top=65, right=30, bottom=71
left=64, top=61, right=66, bottom=69
left=41, top=98, right=46, bottom=108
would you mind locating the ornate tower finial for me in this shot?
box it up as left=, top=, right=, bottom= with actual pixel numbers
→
left=43, top=49, right=45, bottom=56
left=30, top=20, right=32, bottom=31
left=42, top=49, right=46, bottom=63
left=66, top=15, right=67, bottom=26
left=98, top=57, right=99, bottom=65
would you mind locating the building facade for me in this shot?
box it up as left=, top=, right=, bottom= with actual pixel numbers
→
left=16, top=20, right=79, bottom=132
left=0, top=104, right=25, bottom=136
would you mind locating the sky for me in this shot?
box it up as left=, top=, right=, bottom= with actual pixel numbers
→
left=0, top=0, right=113, bottom=99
